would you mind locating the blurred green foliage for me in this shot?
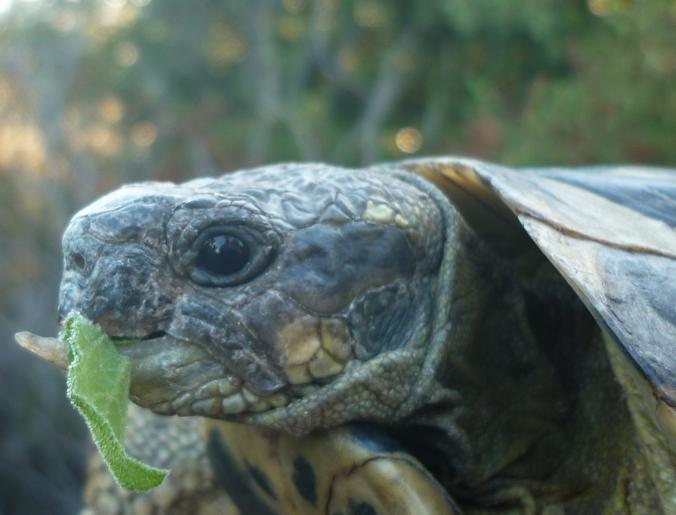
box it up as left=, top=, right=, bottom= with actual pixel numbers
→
left=0, top=0, right=674, bottom=513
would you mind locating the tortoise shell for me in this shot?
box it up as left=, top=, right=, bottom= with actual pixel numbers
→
left=403, top=158, right=675, bottom=433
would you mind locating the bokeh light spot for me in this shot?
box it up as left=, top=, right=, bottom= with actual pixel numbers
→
left=0, top=122, right=46, bottom=171
left=588, top=0, right=610, bottom=16
left=277, top=16, right=305, bottom=41
left=0, top=0, right=13, bottom=16
left=131, top=121, right=157, bottom=148
left=395, top=127, right=422, bottom=154
left=114, top=41, right=139, bottom=67
left=88, top=124, right=122, bottom=156
left=205, top=23, right=247, bottom=68
left=98, top=97, right=124, bottom=124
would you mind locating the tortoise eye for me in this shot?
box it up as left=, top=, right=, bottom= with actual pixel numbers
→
left=195, top=234, right=250, bottom=277
left=188, top=226, right=275, bottom=287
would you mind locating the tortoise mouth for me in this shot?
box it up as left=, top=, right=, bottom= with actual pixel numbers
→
left=115, top=331, right=167, bottom=343
left=118, top=330, right=350, bottom=419
left=161, top=376, right=294, bottom=417
left=14, top=328, right=350, bottom=420
left=109, top=330, right=168, bottom=344
left=151, top=363, right=346, bottom=419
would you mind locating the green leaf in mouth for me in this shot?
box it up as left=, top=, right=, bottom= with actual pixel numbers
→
left=61, top=312, right=169, bottom=492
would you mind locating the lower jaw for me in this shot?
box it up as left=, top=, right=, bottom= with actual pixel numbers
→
left=166, top=381, right=294, bottom=417
left=129, top=339, right=422, bottom=435
left=161, top=378, right=332, bottom=421
left=131, top=337, right=345, bottom=421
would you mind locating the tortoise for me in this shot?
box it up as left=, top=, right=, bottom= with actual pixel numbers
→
left=16, top=157, right=676, bottom=514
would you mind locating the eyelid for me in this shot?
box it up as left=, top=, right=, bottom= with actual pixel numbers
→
left=166, top=205, right=282, bottom=285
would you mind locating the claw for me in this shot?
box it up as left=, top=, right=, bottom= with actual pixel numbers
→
left=14, top=331, right=69, bottom=370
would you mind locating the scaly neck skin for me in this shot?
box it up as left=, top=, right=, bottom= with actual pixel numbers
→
left=398, top=236, right=669, bottom=513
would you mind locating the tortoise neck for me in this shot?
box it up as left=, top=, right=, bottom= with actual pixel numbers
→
left=399, top=239, right=645, bottom=512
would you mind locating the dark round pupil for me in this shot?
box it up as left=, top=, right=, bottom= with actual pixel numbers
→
left=195, top=234, right=250, bottom=276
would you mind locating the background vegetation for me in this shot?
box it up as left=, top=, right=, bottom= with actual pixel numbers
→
left=0, top=0, right=674, bottom=512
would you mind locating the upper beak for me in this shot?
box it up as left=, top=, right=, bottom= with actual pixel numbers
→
left=14, top=332, right=69, bottom=370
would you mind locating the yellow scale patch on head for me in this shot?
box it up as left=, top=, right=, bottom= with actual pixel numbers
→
left=308, top=349, right=344, bottom=379
left=278, top=318, right=321, bottom=367
left=275, top=317, right=353, bottom=385
left=394, top=213, right=410, bottom=228
left=363, top=200, right=395, bottom=224
left=320, top=319, right=352, bottom=362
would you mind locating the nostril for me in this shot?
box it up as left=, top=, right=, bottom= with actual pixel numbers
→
left=70, top=252, right=86, bottom=271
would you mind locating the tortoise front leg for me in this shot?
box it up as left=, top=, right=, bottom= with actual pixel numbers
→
left=206, top=420, right=461, bottom=515
left=323, top=445, right=461, bottom=515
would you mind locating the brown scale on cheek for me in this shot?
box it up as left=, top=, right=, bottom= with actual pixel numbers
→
left=274, top=316, right=353, bottom=385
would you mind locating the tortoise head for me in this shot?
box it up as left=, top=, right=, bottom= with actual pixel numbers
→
left=57, top=164, right=456, bottom=434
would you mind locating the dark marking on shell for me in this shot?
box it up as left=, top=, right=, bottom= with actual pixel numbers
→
left=206, top=429, right=278, bottom=515
left=292, top=455, right=317, bottom=505
left=349, top=499, right=378, bottom=515
left=247, top=463, right=277, bottom=499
